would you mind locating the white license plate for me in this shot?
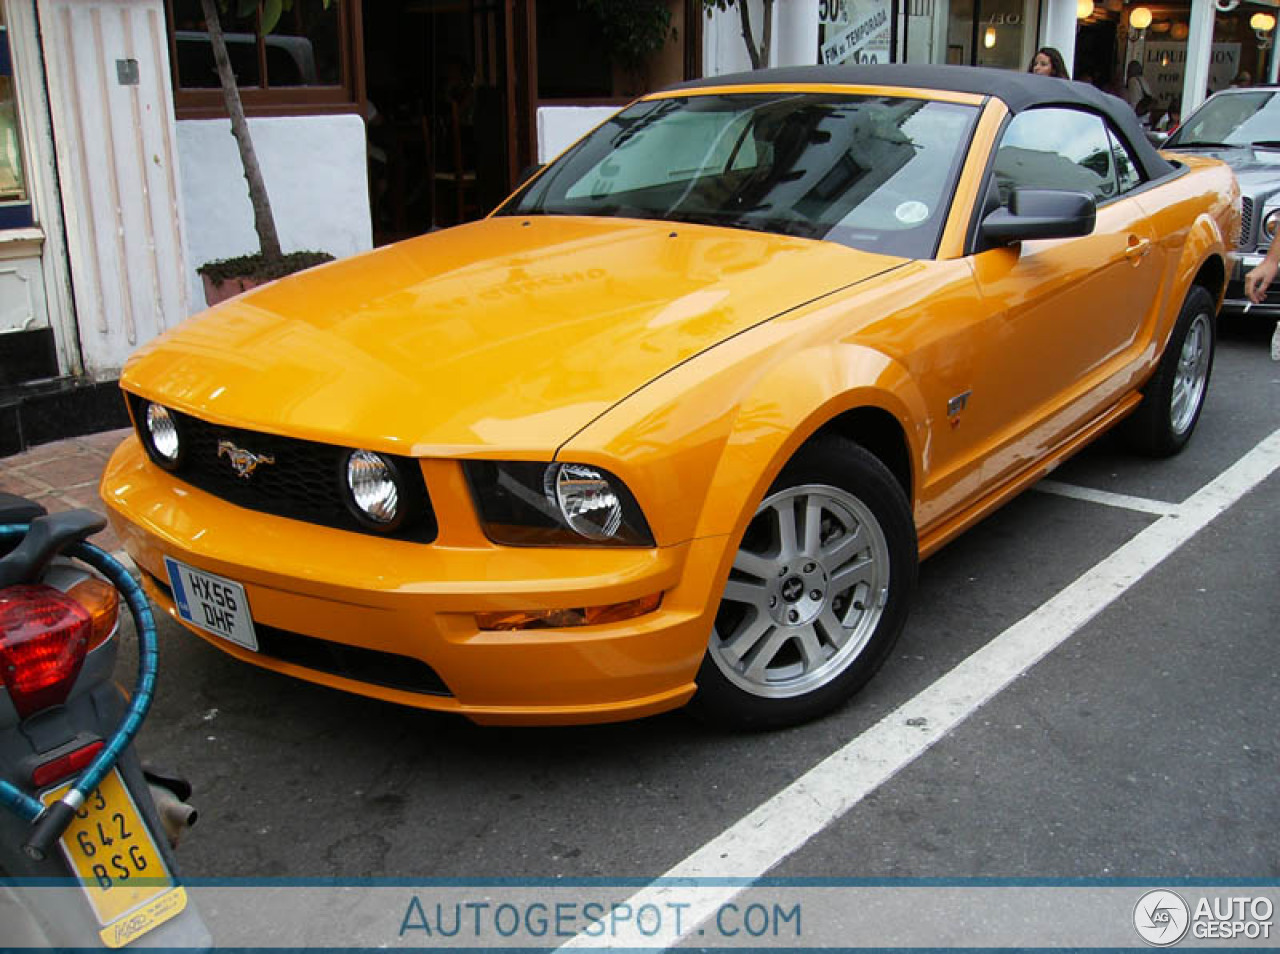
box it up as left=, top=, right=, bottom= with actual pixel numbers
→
left=164, top=557, right=258, bottom=652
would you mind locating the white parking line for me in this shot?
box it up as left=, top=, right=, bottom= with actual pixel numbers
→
left=1033, top=479, right=1182, bottom=516
left=561, top=428, right=1280, bottom=950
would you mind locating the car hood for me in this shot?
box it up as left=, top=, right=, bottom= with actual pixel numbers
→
left=124, top=216, right=903, bottom=455
left=1168, top=144, right=1280, bottom=197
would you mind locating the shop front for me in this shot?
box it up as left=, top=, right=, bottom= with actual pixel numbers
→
left=817, top=0, right=1278, bottom=115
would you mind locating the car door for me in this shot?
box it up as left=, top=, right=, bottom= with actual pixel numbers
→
left=966, top=106, right=1164, bottom=489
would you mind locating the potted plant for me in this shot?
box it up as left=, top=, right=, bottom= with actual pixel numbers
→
left=578, top=0, right=677, bottom=96
left=196, top=0, right=335, bottom=305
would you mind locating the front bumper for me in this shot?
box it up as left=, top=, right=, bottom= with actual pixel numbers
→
left=1224, top=250, right=1280, bottom=315
left=102, top=437, right=726, bottom=725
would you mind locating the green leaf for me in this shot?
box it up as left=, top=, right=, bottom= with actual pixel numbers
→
left=235, top=0, right=256, bottom=19
left=261, top=0, right=283, bottom=35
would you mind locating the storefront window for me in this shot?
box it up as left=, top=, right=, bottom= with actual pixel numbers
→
left=0, top=11, right=32, bottom=228
left=946, top=0, right=1039, bottom=69
left=1107, top=1, right=1276, bottom=130
left=165, top=0, right=361, bottom=118
left=818, top=0, right=894, bottom=65
left=0, top=79, right=25, bottom=203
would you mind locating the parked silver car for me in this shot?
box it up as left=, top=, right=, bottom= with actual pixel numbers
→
left=1164, top=87, right=1280, bottom=315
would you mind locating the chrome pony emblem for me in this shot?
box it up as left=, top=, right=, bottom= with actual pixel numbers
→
left=217, top=440, right=275, bottom=479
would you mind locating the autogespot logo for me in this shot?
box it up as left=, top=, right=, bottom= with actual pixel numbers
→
left=1134, top=890, right=1191, bottom=946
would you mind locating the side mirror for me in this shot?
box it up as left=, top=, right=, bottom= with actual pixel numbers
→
left=979, top=189, right=1097, bottom=246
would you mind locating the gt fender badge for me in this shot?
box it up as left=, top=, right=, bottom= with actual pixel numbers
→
left=947, top=391, right=972, bottom=416
left=218, top=440, right=275, bottom=479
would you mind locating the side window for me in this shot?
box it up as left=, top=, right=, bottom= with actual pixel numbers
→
left=1108, top=129, right=1143, bottom=193
left=991, top=107, right=1120, bottom=205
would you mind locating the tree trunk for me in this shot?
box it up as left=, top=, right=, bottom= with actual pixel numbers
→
left=737, top=0, right=760, bottom=69
left=736, top=0, right=772, bottom=70
left=759, top=0, right=773, bottom=69
left=200, top=0, right=283, bottom=263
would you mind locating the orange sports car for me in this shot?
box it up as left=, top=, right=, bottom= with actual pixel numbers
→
left=102, top=65, right=1238, bottom=728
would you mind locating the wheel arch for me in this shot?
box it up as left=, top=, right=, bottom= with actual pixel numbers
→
left=1173, top=206, right=1232, bottom=313
left=1145, top=203, right=1231, bottom=369
left=688, top=342, right=926, bottom=544
left=807, top=406, right=913, bottom=503
left=1190, top=250, right=1227, bottom=305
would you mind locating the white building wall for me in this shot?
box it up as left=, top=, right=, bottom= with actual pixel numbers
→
left=536, top=106, right=618, bottom=164
left=37, top=0, right=189, bottom=379
left=1181, top=0, right=1215, bottom=116
left=774, top=1, right=820, bottom=66
left=176, top=115, right=372, bottom=312
left=704, top=0, right=770, bottom=75
left=1042, top=0, right=1078, bottom=75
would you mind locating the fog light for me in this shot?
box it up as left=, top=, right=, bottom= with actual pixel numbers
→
left=476, top=593, right=662, bottom=631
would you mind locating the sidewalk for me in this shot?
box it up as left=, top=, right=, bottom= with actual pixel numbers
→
left=0, top=427, right=132, bottom=554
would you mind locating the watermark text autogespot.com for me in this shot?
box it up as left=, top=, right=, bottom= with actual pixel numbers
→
left=398, top=896, right=803, bottom=941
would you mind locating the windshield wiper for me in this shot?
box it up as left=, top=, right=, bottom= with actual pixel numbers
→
left=1251, top=140, right=1280, bottom=149
left=1169, top=140, right=1236, bottom=149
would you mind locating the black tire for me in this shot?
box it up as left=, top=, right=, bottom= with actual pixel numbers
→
left=689, top=437, right=917, bottom=730
left=1128, top=285, right=1216, bottom=457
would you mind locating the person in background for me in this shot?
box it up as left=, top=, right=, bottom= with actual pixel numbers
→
left=1230, top=71, right=1253, bottom=88
left=1154, top=98, right=1182, bottom=132
left=1029, top=47, right=1069, bottom=78
left=1125, top=59, right=1155, bottom=125
left=1245, top=243, right=1279, bottom=304
left=1243, top=243, right=1280, bottom=361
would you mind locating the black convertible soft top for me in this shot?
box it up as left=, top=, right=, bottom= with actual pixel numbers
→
left=671, top=63, right=1175, bottom=180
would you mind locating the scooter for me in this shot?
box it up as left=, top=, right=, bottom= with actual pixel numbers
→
left=0, top=492, right=209, bottom=948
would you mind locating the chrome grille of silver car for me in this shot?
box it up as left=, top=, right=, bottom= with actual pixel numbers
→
left=1240, top=196, right=1254, bottom=249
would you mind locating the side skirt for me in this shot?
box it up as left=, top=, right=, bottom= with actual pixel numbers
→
left=916, top=392, right=1143, bottom=560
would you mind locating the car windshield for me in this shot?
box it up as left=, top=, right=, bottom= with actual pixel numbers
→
left=503, top=93, right=980, bottom=259
left=1166, top=90, right=1280, bottom=148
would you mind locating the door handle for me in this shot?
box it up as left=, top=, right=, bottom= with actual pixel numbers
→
left=1125, top=237, right=1152, bottom=260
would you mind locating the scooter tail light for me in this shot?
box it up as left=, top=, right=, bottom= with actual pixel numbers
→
left=0, top=584, right=93, bottom=718
left=66, top=576, right=120, bottom=651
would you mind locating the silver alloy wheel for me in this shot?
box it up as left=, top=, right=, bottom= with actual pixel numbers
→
left=709, top=483, right=890, bottom=699
left=1170, top=311, right=1211, bottom=436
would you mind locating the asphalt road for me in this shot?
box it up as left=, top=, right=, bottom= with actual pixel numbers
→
left=123, top=316, right=1278, bottom=913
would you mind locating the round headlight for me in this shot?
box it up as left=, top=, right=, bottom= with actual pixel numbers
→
left=144, top=403, right=180, bottom=464
left=345, top=450, right=400, bottom=526
left=543, top=463, right=623, bottom=541
left=1264, top=209, right=1280, bottom=241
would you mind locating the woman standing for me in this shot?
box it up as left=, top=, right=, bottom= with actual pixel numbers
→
left=1028, top=47, right=1069, bottom=78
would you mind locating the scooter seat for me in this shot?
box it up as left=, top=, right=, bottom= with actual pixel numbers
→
left=0, top=493, right=47, bottom=525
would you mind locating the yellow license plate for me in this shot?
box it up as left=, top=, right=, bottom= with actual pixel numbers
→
left=41, top=768, right=187, bottom=947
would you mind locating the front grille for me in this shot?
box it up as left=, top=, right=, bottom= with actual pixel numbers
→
left=144, top=569, right=452, bottom=696
left=1240, top=196, right=1254, bottom=249
left=128, top=394, right=436, bottom=542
